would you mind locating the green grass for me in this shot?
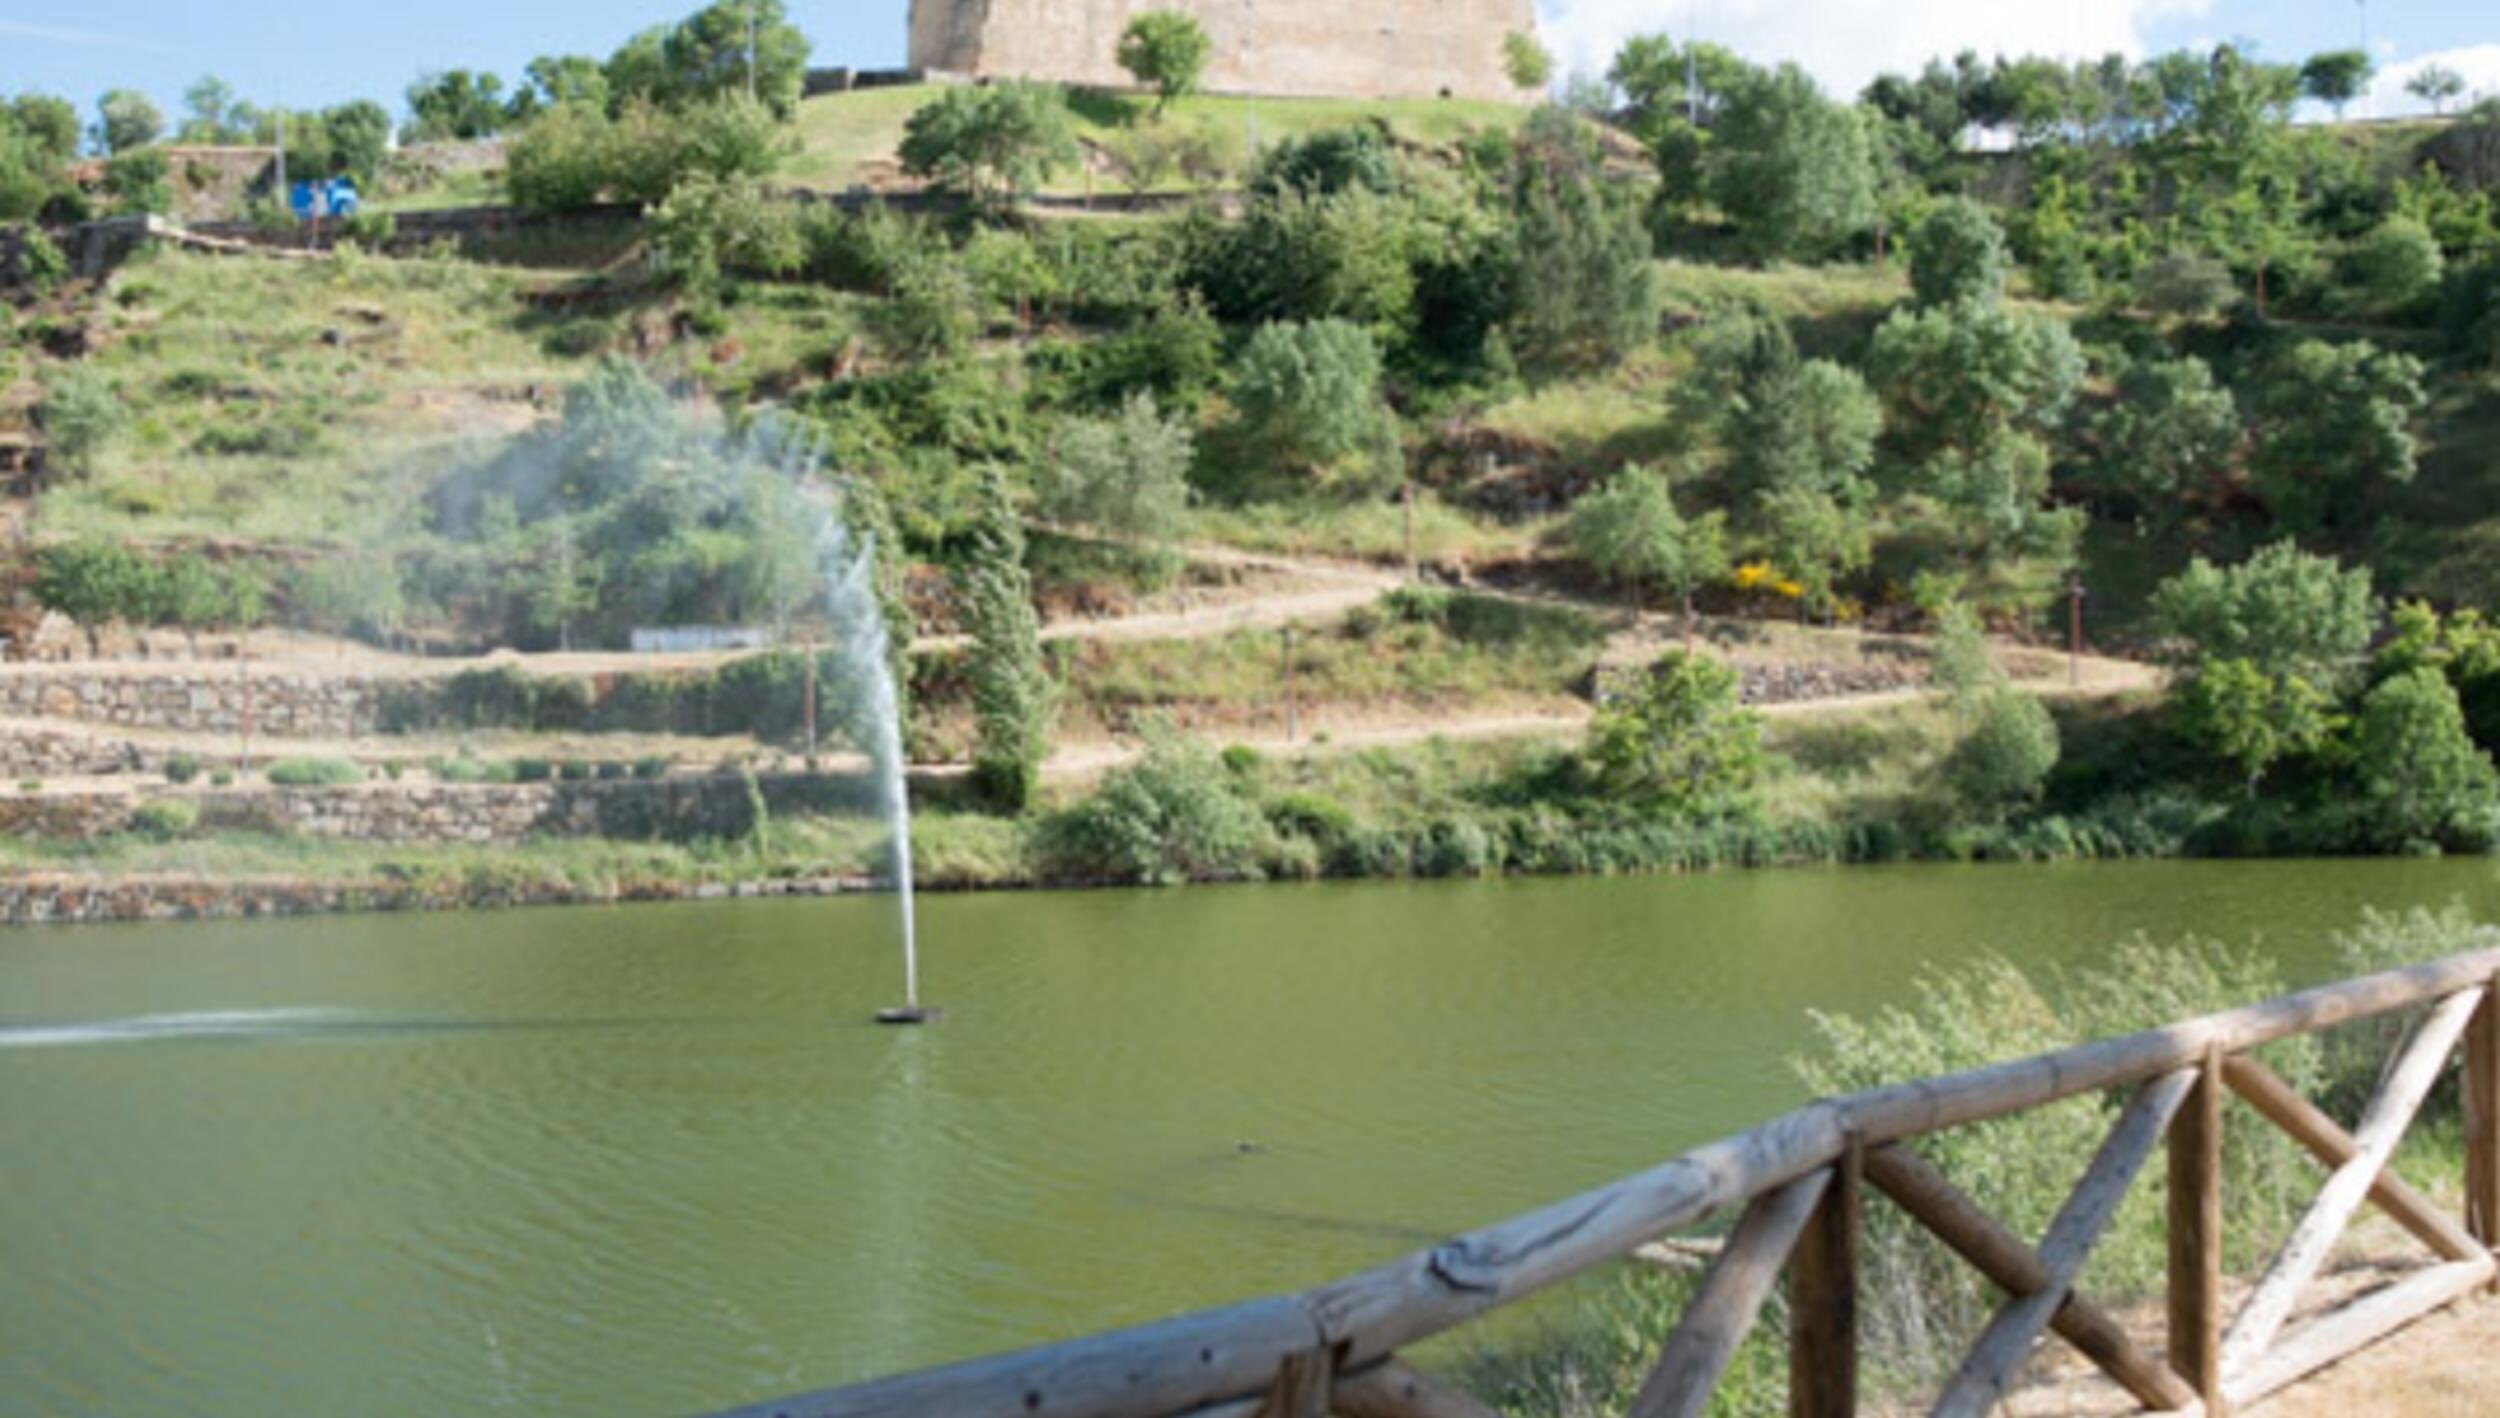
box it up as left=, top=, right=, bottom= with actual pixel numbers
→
left=783, top=85, right=1532, bottom=194
left=367, top=168, right=504, bottom=214
left=1192, top=492, right=1534, bottom=567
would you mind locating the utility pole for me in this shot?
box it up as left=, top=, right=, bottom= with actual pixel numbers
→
left=2068, top=577, right=2086, bottom=688
left=1281, top=624, right=1297, bottom=744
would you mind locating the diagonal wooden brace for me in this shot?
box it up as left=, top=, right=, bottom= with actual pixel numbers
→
left=2221, top=1054, right=2483, bottom=1262
left=1930, top=1066, right=2200, bottom=1418
left=1627, top=1168, right=1833, bottom=1418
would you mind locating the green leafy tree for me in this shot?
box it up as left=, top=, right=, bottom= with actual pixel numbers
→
left=2244, top=338, right=2426, bottom=533
left=2351, top=667, right=2498, bottom=845
left=156, top=553, right=230, bottom=655
left=178, top=76, right=243, bottom=143
left=1506, top=113, right=1659, bottom=370
left=1245, top=126, right=1391, bottom=198
left=2407, top=64, right=2466, bottom=117
left=501, top=102, right=613, bottom=211
left=404, top=70, right=508, bottom=141
left=0, top=121, right=63, bottom=221
left=38, top=364, right=126, bottom=478
left=2298, top=50, right=2373, bottom=119
left=655, top=0, right=812, bottom=117
left=1585, top=651, right=1762, bottom=815
left=2342, top=217, right=2444, bottom=317
left=1219, top=185, right=1417, bottom=338
left=512, top=55, right=612, bottom=118
left=650, top=172, right=803, bottom=300
left=2150, top=541, right=2376, bottom=685
left=2171, top=655, right=2332, bottom=795
left=1759, top=486, right=1872, bottom=622
left=1036, top=392, right=1194, bottom=552
left=1906, top=197, right=2009, bottom=308
left=1503, top=32, right=1554, bottom=92
left=871, top=247, right=978, bottom=360
left=1708, top=63, right=1877, bottom=262
left=1867, top=300, right=2084, bottom=465
left=1947, top=688, right=2060, bottom=814
left=1117, top=11, right=1214, bottom=117
left=94, top=89, right=164, bottom=154
left=290, top=554, right=407, bottom=650
left=1044, top=721, right=1266, bottom=883
left=11, top=95, right=79, bottom=164
left=2133, top=252, right=2238, bottom=317
left=101, top=148, right=169, bottom=215
left=898, top=81, right=1078, bottom=211
left=34, top=538, right=151, bottom=655
left=1228, top=318, right=1397, bottom=485
left=1718, top=321, right=1881, bottom=513
left=1567, top=464, right=1728, bottom=635
left=2090, top=356, right=2241, bottom=524
left=321, top=101, right=392, bottom=185
left=960, top=466, right=1052, bottom=810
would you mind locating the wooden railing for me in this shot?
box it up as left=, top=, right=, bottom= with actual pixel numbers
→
left=710, top=945, right=2500, bottom=1418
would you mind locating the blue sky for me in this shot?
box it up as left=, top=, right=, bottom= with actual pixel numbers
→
left=1, top=0, right=2493, bottom=131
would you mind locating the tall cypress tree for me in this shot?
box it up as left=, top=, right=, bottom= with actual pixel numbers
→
left=959, top=466, right=1052, bottom=810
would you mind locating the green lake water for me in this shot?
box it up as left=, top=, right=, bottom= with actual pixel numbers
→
left=7, top=857, right=2500, bottom=1415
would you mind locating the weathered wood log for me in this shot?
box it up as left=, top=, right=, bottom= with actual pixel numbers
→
left=2468, top=974, right=2499, bottom=1262
left=2222, top=1254, right=2498, bottom=1408
left=1253, top=1347, right=1331, bottom=1418
left=1329, top=1360, right=1501, bottom=1418
left=1862, top=1145, right=2195, bottom=1411
left=2220, top=986, right=2487, bottom=1379
left=1931, top=1068, right=2197, bottom=1418
left=1628, top=1169, right=1832, bottom=1418
left=2169, top=1046, right=2225, bottom=1413
left=2221, top=1055, right=2483, bottom=1263
left=1789, top=1145, right=1860, bottom=1418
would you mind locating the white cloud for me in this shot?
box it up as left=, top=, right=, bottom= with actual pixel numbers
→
left=1536, top=0, right=2212, bottom=98
left=0, top=20, right=175, bottom=54
left=2365, top=45, right=2500, bottom=118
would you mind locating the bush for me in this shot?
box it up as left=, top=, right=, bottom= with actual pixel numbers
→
left=1034, top=391, right=1193, bottom=549
left=130, top=797, right=200, bottom=841
left=513, top=758, right=555, bottom=783
left=2134, top=252, right=2237, bottom=316
left=265, top=757, right=364, bottom=787
left=633, top=756, right=671, bottom=780
left=38, top=364, right=127, bottom=478
left=1947, top=689, right=2060, bottom=814
left=162, top=752, right=201, bottom=785
left=1229, top=318, right=1397, bottom=486
left=1585, top=652, right=1762, bottom=816
left=1907, top=196, right=2009, bottom=308
left=210, top=769, right=234, bottom=787
left=897, top=80, right=1078, bottom=209
left=1042, top=726, right=1269, bottom=884
left=558, top=759, right=593, bottom=782
left=2341, top=216, right=2443, bottom=318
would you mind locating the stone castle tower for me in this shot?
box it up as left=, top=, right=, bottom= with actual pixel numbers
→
left=907, top=0, right=1539, bottom=103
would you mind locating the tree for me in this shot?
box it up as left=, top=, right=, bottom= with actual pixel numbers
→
left=321, top=101, right=393, bottom=185
left=959, top=466, right=1052, bottom=810
left=653, top=0, right=812, bottom=118
left=2343, top=217, right=2444, bottom=317
left=1503, top=32, right=1554, bottom=92
left=2407, top=64, right=2467, bottom=117
left=33, top=538, right=152, bottom=656
left=512, top=55, right=612, bottom=119
left=1117, top=11, right=1213, bottom=117
left=897, top=81, right=1077, bottom=210
left=1759, top=487, right=1871, bottom=622
left=156, top=552, right=231, bottom=655
left=2299, top=50, right=2373, bottom=120
left=2150, top=541, right=2376, bottom=685
left=404, top=70, right=508, bottom=141
left=1246, top=126, right=1391, bottom=198
left=11, top=95, right=80, bottom=164
left=871, top=247, right=977, bottom=360
left=38, top=365, right=126, bottom=478
left=1566, top=465, right=1728, bottom=639
left=2351, top=667, right=2498, bottom=845
left=2133, top=252, right=2238, bottom=317
left=179, top=75, right=242, bottom=144
left=1708, top=63, right=1877, bottom=262
left=2090, top=356, right=2241, bottom=523
left=102, top=148, right=170, bottom=215
left=2244, top=339, right=2426, bottom=533
left=0, top=117, right=65, bottom=221
left=290, top=554, right=406, bottom=650
left=1585, top=651, right=1762, bottom=815
left=94, top=89, right=164, bottom=154
left=1717, top=321, right=1880, bottom=513
left=1506, top=112, right=1659, bottom=370
left=1906, top=197, right=2009, bottom=308
left=1947, top=688, right=2059, bottom=814
left=1036, top=392, right=1194, bottom=552
left=650, top=172, right=804, bottom=300
left=1867, top=300, right=2084, bottom=465
left=1228, top=318, right=1397, bottom=484
left=2171, top=655, right=2331, bottom=795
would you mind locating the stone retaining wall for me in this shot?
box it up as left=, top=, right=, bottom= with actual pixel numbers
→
left=0, top=772, right=880, bottom=846
left=0, top=668, right=385, bottom=737
left=1734, top=660, right=1926, bottom=705
left=0, top=728, right=154, bottom=780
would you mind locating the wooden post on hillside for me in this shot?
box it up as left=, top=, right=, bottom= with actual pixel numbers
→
left=1281, top=625, right=1298, bottom=745
left=1788, top=1142, right=1859, bottom=1417
left=2468, top=975, right=2500, bottom=1276
left=2168, top=1044, right=2225, bottom=1413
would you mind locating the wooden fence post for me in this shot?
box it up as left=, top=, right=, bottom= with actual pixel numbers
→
left=1789, top=1142, right=1859, bottom=1418
left=2469, top=978, right=2499, bottom=1271
left=2168, top=1044, right=2224, bottom=1413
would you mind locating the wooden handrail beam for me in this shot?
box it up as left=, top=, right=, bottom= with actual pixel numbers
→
left=1931, top=1068, right=2198, bottom=1418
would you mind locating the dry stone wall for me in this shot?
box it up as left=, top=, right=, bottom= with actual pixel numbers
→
left=0, top=667, right=384, bottom=737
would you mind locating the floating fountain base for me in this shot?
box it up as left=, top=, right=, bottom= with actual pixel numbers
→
left=874, top=1006, right=944, bottom=1025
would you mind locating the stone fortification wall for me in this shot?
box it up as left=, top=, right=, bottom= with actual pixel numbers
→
left=908, top=0, right=1539, bottom=102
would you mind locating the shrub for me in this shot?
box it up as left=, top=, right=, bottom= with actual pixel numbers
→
left=596, top=761, right=629, bottom=780
left=210, top=769, right=234, bottom=787
left=649, top=173, right=803, bottom=299
left=2134, top=252, right=2237, bottom=316
left=897, top=81, right=1078, bottom=209
left=162, top=752, right=201, bottom=785
left=1042, top=726, right=1269, bottom=884
left=1906, top=196, right=2009, bottom=308
left=558, top=760, right=593, bottom=782
left=513, top=758, right=555, bottom=783
left=1229, top=318, right=1397, bottom=486
left=2342, top=216, right=2443, bottom=318
left=1247, top=126, right=1393, bottom=199
left=265, top=757, right=364, bottom=787
left=1585, top=652, right=1762, bottom=816
left=38, top=364, right=127, bottom=478
left=1947, top=689, right=2060, bottom=814
left=130, top=797, right=200, bottom=840
left=1034, top=391, right=1193, bottom=549
left=633, top=756, right=671, bottom=780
